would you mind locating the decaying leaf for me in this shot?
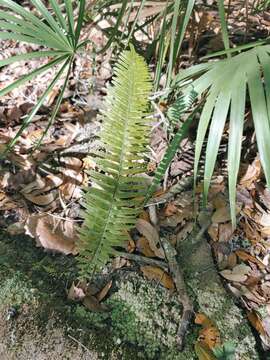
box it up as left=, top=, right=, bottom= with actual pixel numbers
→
left=247, top=311, right=266, bottom=336
left=140, top=265, right=175, bottom=290
left=240, top=157, right=261, bottom=189
left=67, top=282, right=86, bottom=301
left=220, top=264, right=251, bottom=283
left=96, top=280, right=112, bottom=302
left=25, top=214, right=78, bottom=255
left=235, top=250, right=265, bottom=270
left=136, top=219, right=165, bottom=258
left=83, top=295, right=108, bottom=312
left=195, top=313, right=221, bottom=358
left=136, top=236, right=156, bottom=257
left=194, top=342, right=216, bottom=360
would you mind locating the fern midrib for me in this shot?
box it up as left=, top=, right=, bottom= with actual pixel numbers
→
left=91, top=58, right=137, bottom=266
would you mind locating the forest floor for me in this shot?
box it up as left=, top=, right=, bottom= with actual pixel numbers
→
left=1, top=1, right=270, bottom=359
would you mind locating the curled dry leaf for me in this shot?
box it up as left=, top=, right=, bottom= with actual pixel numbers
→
left=136, top=219, right=165, bottom=258
left=23, top=191, right=58, bottom=206
left=195, top=313, right=221, bottom=359
left=247, top=311, right=266, bottom=336
left=96, top=280, right=112, bottom=302
left=0, top=191, right=17, bottom=210
left=25, top=214, right=78, bottom=255
left=235, top=250, right=265, bottom=270
left=67, top=282, right=86, bottom=301
left=240, top=157, right=261, bottom=189
left=220, top=264, right=251, bottom=283
left=140, top=265, right=175, bottom=290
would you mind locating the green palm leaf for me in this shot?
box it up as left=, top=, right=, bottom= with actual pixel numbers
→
left=0, top=0, right=86, bottom=152
left=79, top=47, right=152, bottom=276
left=176, top=44, right=270, bottom=226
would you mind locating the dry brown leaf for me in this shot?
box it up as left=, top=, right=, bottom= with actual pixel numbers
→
left=23, top=191, right=58, bottom=206
left=194, top=342, right=216, bottom=360
left=195, top=313, right=221, bottom=350
left=212, top=205, right=240, bottom=223
left=219, top=223, right=234, bottom=243
left=112, top=256, right=130, bottom=270
left=235, top=250, right=265, bottom=270
left=67, top=282, right=86, bottom=301
left=25, top=214, right=78, bottom=255
left=136, top=219, right=164, bottom=258
left=164, top=202, right=178, bottom=217
left=0, top=191, right=18, bottom=210
left=96, top=280, right=112, bottom=302
left=83, top=295, right=108, bottom=312
left=240, top=157, right=261, bottom=189
left=136, top=236, right=156, bottom=257
left=140, top=265, right=175, bottom=290
left=220, top=264, right=251, bottom=283
left=247, top=311, right=266, bottom=336
left=208, top=223, right=219, bottom=242
left=227, top=253, right=238, bottom=269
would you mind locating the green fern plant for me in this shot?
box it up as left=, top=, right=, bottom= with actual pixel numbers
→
left=0, top=0, right=86, bottom=153
left=145, top=89, right=198, bottom=203
left=78, top=47, right=152, bottom=276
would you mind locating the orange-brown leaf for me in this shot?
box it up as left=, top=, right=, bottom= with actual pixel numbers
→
left=140, top=265, right=175, bottom=290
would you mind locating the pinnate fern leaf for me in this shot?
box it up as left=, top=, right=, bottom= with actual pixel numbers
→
left=78, top=47, right=152, bottom=276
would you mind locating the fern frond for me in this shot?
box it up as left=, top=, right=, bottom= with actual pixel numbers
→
left=167, top=88, right=197, bottom=128
left=78, top=47, right=152, bottom=276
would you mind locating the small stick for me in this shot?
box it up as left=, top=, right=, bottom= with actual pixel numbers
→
left=160, top=238, right=194, bottom=350
left=116, top=251, right=168, bottom=270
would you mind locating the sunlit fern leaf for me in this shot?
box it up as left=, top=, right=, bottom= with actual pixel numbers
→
left=0, top=0, right=86, bottom=153
left=167, top=88, right=197, bottom=129
left=145, top=89, right=198, bottom=203
left=175, top=43, right=270, bottom=227
left=78, top=47, right=152, bottom=276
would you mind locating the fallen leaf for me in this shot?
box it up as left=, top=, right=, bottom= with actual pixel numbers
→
left=235, top=250, right=265, bottom=270
left=136, top=219, right=165, bottom=258
left=212, top=205, right=241, bottom=223
left=83, top=295, right=108, bottom=312
left=220, top=264, right=251, bottom=283
left=194, top=342, right=216, bottom=360
left=195, top=313, right=221, bottom=351
left=96, top=280, right=112, bottom=302
left=240, top=157, right=261, bottom=189
left=219, top=223, right=234, bottom=243
left=164, top=202, right=178, bottom=217
left=136, top=236, right=156, bottom=257
left=247, top=311, right=266, bottom=336
left=25, top=214, right=78, bottom=255
left=23, top=191, right=58, bottom=206
left=67, top=282, right=86, bottom=301
left=140, top=265, right=175, bottom=290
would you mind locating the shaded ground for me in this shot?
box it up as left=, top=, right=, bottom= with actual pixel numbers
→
left=0, top=230, right=262, bottom=359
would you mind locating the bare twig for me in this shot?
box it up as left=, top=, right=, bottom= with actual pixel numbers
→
left=116, top=251, right=168, bottom=270
left=160, top=237, right=194, bottom=350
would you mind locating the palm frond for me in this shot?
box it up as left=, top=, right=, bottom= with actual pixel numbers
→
left=78, top=47, right=152, bottom=276
left=0, top=0, right=85, bottom=152
left=176, top=43, right=270, bottom=227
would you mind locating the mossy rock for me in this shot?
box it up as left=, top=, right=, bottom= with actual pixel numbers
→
left=0, top=231, right=264, bottom=359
